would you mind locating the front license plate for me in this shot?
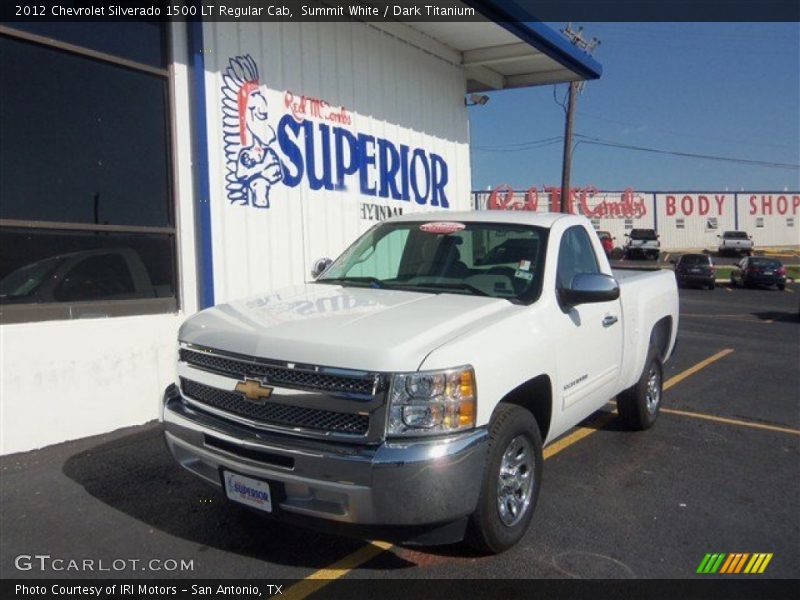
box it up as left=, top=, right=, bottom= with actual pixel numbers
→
left=223, top=471, right=272, bottom=512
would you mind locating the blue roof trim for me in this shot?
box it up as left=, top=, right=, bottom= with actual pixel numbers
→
left=468, top=1, right=603, bottom=80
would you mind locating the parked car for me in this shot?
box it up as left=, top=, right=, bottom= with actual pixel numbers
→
left=730, top=257, right=787, bottom=290
left=718, top=230, right=753, bottom=257
left=596, top=230, right=614, bottom=257
left=674, top=253, right=716, bottom=289
left=624, top=228, right=660, bottom=260
left=161, top=212, right=679, bottom=554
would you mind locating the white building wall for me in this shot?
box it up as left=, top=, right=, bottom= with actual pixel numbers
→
left=202, top=21, right=471, bottom=305
left=654, top=193, right=737, bottom=250
left=738, top=193, right=800, bottom=247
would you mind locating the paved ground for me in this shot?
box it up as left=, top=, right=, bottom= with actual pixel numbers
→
left=1, top=283, right=798, bottom=585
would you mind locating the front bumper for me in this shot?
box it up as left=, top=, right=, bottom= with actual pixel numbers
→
left=160, top=385, right=487, bottom=526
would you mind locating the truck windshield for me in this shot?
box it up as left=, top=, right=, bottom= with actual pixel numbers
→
left=318, top=221, right=549, bottom=303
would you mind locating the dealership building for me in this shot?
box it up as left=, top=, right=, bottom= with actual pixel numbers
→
left=0, top=11, right=605, bottom=453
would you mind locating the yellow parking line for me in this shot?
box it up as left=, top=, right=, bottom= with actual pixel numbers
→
left=663, top=348, right=734, bottom=390
left=282, top=348, right=735, bottom=598
left=660, top=407, right=800, bottom=436
left=282, top=541, right=393, bottom=600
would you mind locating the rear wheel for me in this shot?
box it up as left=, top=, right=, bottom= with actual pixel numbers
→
left=708, top=281, right=716, bottom=290
left=778, top=283, right=786, bottom=291
left=617, top=345, right=663, bottom=431
left=467, top=404, right=543, bottom=554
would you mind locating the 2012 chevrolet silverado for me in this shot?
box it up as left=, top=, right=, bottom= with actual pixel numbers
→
left=161, top=211, right=679, bottom=553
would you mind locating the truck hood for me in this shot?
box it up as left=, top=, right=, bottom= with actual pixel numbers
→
left=179, top=283, right=515, bottom=372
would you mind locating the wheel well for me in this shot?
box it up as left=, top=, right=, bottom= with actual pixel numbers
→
left=498, top=374, right=552, bottom=441
left=651, top=316, right=672, bottom=360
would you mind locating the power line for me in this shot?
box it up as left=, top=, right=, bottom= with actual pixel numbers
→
left=573, top=134, right=800, bottom=170
left=472, top=139, right=563, bottom=153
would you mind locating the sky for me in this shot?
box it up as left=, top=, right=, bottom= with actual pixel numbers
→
left=468, top=23, right=800, bottom=192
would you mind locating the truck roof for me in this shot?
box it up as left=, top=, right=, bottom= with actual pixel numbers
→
left=388, top=210, right=576, bottom=228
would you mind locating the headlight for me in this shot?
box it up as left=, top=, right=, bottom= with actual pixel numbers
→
left=386, top=366, right=476, bottom=437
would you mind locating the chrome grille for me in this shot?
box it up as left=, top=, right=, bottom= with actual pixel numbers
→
left=179, top=348, right=376, bottom=396
left=180, top=379, right=370, bottom=435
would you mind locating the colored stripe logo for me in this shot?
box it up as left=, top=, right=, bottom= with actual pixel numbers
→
left=697, top=553, right=773, bottom=574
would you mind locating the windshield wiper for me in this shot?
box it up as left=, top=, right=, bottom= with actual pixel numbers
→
left=412, top=282, right=493, bottom=297
left=316, top=276, right=387, bottom=289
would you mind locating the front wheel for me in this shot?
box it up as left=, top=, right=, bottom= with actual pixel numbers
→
left=467, top=404, right=543, bottom=554
left=617, top=345, right=663, bottom=430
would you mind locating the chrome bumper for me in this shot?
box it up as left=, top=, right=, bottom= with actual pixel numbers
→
left=160, top=385, right=488, bottom=526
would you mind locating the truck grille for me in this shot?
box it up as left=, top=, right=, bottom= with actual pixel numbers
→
left=180, top=378, right=370, bottom=435
left=179, top=348, right=376, bottom=397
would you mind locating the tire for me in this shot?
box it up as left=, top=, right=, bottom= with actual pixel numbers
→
left=617, top=345, right=663, bottom=431
left=708, top=281, right=716, bottom=290
left=778, top=283, right=786, bottom=291
left=730, top=276, right=737, bottom=288
left=467, top=404, right=543, bottom=554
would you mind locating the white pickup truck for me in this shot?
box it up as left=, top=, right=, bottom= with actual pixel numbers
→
left=161, top=211, right=678, bottom=553
left=718, top=230, right=754, bottom=256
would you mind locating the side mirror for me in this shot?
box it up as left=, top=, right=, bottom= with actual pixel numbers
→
left=311, top=257, right=333, bottom=279
left=559, top=273, right=620, bottom=306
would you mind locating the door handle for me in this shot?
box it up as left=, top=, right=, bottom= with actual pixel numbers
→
left=602, top=315, right=618, bottom=327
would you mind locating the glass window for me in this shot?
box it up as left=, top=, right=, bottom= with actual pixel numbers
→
left=6, top=22, right=167, bottom=68
left=0, top=228, right=176, bottom=305
left=0, top=28, right=175, bottom=324
left=319, top=222, right=548, bottom=303
left=0, top=35, right=172, bottom=227
left=556, top=226, right=600, bottom=289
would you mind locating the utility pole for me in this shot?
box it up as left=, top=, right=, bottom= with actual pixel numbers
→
left=559, top=81, right=577, bottom=213
left=559, top=24, right=600, bottom=213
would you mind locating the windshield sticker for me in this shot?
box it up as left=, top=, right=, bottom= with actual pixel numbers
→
left=514, top=269, right=533, bottom=281
left=518, top=259, right=531, bottom=271
left=420, top=222, right=466, bottom=234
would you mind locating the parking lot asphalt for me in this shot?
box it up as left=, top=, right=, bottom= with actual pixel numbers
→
left=1, top=283, right=798, bottom=585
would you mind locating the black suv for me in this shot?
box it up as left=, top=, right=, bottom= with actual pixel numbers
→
left=674, top=254, right=716, bottom=290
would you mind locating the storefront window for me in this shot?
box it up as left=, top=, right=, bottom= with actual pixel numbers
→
left=0, top=25, right=176, bottom=324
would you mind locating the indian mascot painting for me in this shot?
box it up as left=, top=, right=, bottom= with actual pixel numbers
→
left=221, top=55, right=283, bottom=208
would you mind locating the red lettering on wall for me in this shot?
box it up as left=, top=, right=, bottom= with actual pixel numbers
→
left=777, top=195, right=788, bottom=215
left=698, top=195, right=710, bottom=215
left=749, top=195, right=757, bottom=215
left=762, top=195, right=773, bottom=215
left=715, top=195, right=726, bottom=215
left=793, top=195, right=800, bottom=215
left=666, top=195, right=676, bottom=216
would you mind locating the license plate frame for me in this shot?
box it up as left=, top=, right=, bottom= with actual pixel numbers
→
left=221, top=470, right=274, bottom=513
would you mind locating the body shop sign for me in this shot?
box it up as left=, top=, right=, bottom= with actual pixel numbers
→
left=221, top=55, right=449, bottom=210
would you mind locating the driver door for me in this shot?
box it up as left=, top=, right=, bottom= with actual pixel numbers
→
left=554, top=226, right=623, bottom=414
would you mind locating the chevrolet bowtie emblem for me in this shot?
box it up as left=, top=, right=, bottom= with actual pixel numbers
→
left=234, top=378, right=273, bottom=404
